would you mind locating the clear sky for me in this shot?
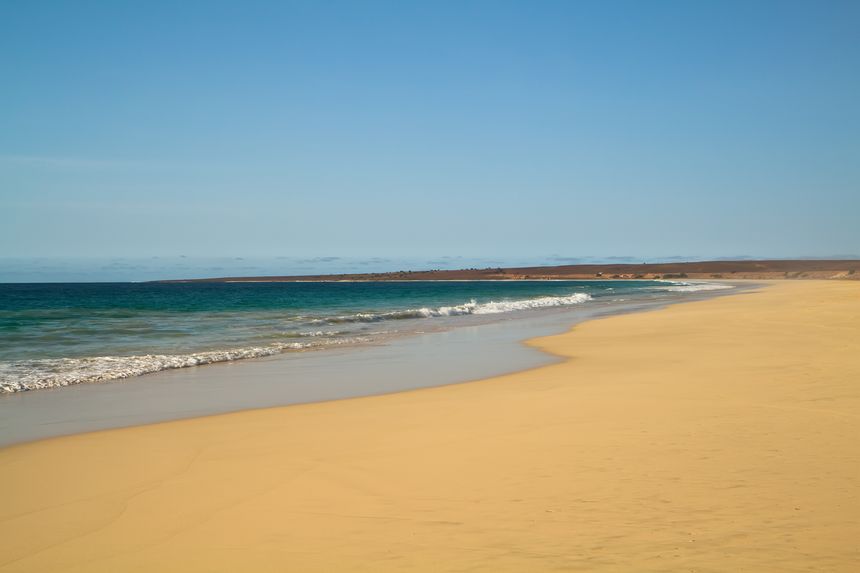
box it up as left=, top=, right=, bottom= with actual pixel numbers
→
left=2, top=0, right=858, bottom=280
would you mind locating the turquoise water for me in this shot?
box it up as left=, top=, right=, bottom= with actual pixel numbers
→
left=0, top=280, right=729, bottom=392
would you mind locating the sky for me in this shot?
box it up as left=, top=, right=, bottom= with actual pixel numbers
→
left=1, top=0, right=858, bottom=281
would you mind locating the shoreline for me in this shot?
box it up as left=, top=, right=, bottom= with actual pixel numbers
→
left=0, top=285, right=745, bottom=447
left=1, top=280, right=858, bottom=571
left=0, top=279, right=722, bottom=396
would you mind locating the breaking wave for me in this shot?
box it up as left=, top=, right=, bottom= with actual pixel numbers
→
left=321, top=293, right=593, bottom=323
left=660, top=282, right=734, bottom=292
left=0, top=337, right=367, bottom=393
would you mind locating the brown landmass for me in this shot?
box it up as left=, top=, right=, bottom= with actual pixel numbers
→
left=158, top=259, right=860, bottom=282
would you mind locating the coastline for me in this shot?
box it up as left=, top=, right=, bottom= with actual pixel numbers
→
left=1, top=280, right=858, bottom=571
left=156, top=259, right=860, bottom=283
left=0, top=279, right=721, bottom=396
left=0, top=285, right=741, bottom=447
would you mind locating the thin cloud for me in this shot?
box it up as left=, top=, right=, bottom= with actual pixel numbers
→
left=0, top=154, right=147, bottom=170
left=296, top=256, right=342, bottom=264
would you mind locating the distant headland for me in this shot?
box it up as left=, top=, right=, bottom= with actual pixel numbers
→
left=155, top=259, right=860, bottom=283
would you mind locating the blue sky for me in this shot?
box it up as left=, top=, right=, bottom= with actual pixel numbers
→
left=2, top=0, right=858, bottom=280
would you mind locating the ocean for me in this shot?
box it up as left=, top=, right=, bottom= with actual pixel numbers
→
left=0, top=280, right=730, bottom=393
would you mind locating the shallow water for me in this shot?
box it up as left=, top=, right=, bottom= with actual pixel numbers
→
left=0, top=280, right=730, bottom=393
left=0, top=285, right=747, bottom=447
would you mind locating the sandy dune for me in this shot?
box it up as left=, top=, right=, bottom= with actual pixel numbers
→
left=1, top=281, right=858, bottom=572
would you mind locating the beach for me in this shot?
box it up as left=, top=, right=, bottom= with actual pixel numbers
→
left=1, top=279, right=858, bottom=571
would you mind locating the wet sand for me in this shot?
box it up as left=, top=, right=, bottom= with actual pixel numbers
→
left=1, top=280, right=858, bottom=572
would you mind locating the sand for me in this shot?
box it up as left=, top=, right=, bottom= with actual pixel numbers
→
left=1, top=280, right=858, bottom=572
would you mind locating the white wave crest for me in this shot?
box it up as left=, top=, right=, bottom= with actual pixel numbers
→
left=661, top=282, right=734, bottom=292
left=324, top=293, right=592, bottom=323
left=0, top=338, right=367, bottom=393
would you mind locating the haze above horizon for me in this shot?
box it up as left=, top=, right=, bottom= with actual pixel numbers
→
left=2, top=0, right=858, bottom=281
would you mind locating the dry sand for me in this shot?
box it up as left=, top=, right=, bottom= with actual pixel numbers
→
left=1, top=280, right=858, bottom=572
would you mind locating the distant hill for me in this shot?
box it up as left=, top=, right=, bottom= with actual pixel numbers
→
left=155, top=259, right=860, bottom=282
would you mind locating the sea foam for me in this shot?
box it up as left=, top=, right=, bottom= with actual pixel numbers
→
left=322, top=292, right=593, bottom=323
left=660, top=282, right=734, bottom=292
left=0, top=338, right=367, bottom=393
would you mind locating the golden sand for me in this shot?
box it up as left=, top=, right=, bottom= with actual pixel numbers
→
left=1, top=281, right=858, bottom=572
